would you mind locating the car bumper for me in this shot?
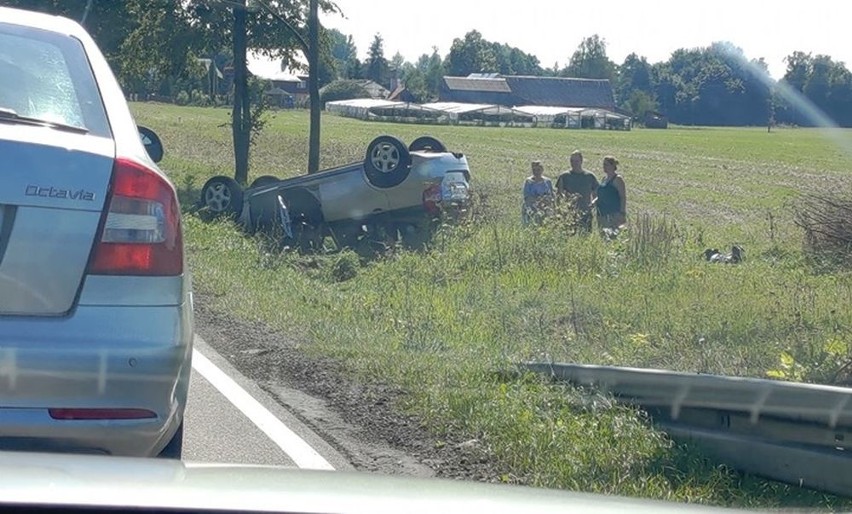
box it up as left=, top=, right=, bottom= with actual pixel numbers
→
left=0, top=303, right=193, bottom=457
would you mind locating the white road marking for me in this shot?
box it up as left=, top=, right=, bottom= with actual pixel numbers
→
left=191, top=349, right=335, bottom=470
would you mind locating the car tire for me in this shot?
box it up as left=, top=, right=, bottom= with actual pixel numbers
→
left=200, top=176, right=243, bottom=217
left=250, top=175, right=280, bottom=189
left=158, top=421, right=183, bottom=459
left=364, top=135, right=411, bottom=189
left=408, top=136, right=447, bottom=153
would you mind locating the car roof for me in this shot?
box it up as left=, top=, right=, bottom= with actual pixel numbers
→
left=0, top=6, right=85, bottom=37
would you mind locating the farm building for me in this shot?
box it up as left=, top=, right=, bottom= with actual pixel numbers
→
left=440, top=74, right=617, bottom=110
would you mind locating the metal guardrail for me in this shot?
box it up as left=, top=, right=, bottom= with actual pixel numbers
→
left=523, top=362, right=852, bottom=498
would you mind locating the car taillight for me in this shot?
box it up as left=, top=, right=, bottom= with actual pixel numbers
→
left=423, top=183, right=442, bottom=215
left=88, top=158, right=183, bottom=276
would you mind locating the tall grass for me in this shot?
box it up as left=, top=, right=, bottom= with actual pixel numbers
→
left=140, top=104, right=852, bottom=508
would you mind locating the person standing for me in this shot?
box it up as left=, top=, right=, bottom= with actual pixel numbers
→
left=522, top=160, right=554, bottom=225
left=555, top=150, right=598, bottom=231
left=595, top=156, right=627, bottom=230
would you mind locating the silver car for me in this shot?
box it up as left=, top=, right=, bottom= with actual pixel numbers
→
left=0, top=7, right=192, bottom=457
left=200, top=135, right=472, bottom=250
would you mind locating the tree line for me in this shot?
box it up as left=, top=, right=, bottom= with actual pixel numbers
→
left=327, top=30, right=852, bottom=128
left=4, top=1, right=850, bottom=129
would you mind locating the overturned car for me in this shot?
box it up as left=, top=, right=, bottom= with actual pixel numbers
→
left=199, top=135, right=471, bottom=250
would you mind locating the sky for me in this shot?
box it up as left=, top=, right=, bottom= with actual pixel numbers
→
left=314, top=0, right=852, bottom=80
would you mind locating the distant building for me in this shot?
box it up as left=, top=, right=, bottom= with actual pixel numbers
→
left=439, top=74, right=616, bottom=110
left=250, top=70, right=308, bottom=107
left=352, top=79, right=391, bottom=100
left=387, top=84, right=417, bottom=103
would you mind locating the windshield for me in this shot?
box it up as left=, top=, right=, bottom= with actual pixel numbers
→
left=3, top=2, right=852, bottom=512
left=0, top=23, right=109, bottom=136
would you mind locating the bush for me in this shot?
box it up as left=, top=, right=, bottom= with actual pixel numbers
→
left=190, top=89, right=211, bottom=107
left=174, top=90, right=190, bottom=106
left=793, top=190, right=852, bottom=268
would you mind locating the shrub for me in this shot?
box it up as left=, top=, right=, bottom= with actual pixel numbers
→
left=793, top=190, right=852, bottom=269
left=174, top=90, right=190, bottom=106
left=190, top=89, right=211, bottom=107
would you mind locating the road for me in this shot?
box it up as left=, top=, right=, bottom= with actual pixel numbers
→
left=181, top=336, right=351, bottom=470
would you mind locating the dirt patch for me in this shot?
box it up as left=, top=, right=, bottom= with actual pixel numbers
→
left=194, top=293, right=510, bottom=482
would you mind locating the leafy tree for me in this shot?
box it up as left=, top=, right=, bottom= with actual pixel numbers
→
left=187, top=0, right=337, bottom=179
left=364, top=33, right=389, bottom=87
left=783, top=51, right=813, bottom=92
left=626, top=91, right=657, bottom=119
left=119, top=0, right=197, bottom=92
left=445, top=30, right=497, bottom=76
left=650, top=42, right=772, bottom=126
left=491, top=43, right=542, bottom=76
left=563, top=35, right=615, bottom=81
left=390, top=51, right=405, bottom=75
left=546, top=61, right=561, bottom=76
left=1, top=0, right=135, bottom=67
left=617, top=53, right=653, bottom=105
left=326, top=28, right=360, bottom=79
left=804, top=55, right=832, bottom=112
left=777, top=52, right=852, bottom=126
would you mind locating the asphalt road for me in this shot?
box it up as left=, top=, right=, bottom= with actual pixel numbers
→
left=181, top=336, right=351, bottom=470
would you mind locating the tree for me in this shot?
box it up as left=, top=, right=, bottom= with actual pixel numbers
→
left=365, top=34, right=389, bottom=87
left=776, top=52, right=852, bottom=126
left=390, top=51, right=405, bottom=75
left=423, top=47, right=445, bottom=99
left=783, top=51, right=813, bottom=92
left=118, top=0, right=198, bottom=97
left=2, top=0, right=135, bottom=66
left=445, top=30, right=497, bottom=76
left=327, top=28, right=360, bottom=79
left=563, top=35, right=615, bottom=81
left=185, top=0, right=337, bottom=179
left=804, top=55, right=832, bottom=112
left=626, top=91, right=657, bottom=119
left=400, top=50, right=438, bottom=102
left=617, top=53, right=653, bottom=107
left=648, top=42, right=772, bottom=126
left=389, top=51, right=405, bottom=88
left=491, top=42, right=542, bottom=76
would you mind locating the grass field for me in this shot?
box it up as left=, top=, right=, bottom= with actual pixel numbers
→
left=133, top=103, right=852, bottom=508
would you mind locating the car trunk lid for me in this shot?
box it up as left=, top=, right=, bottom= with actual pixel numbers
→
left=0, top=126, right=114, bottom=316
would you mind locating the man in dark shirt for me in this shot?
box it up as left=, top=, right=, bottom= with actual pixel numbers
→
left=555, top=150, right=598, bottom=232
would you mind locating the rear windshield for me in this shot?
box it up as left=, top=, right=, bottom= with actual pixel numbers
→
left=0, top=22, right=110, bottom=137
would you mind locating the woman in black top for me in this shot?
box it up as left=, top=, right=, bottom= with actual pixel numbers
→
left=595, top=156, right=626, bottom=229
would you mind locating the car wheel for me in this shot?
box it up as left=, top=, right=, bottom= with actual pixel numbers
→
left=250, top=175, right=280, bottom=189
left=364, top=135, right=411, bottom=189
left=200, top=176, right=243, bottom=217
left=408, top=136, right=447, bottom=153
left=158, top=421, right=183, bottom=459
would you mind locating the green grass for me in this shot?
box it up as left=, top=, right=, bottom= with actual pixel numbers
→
left=134, top=103, right=852, bottom=508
